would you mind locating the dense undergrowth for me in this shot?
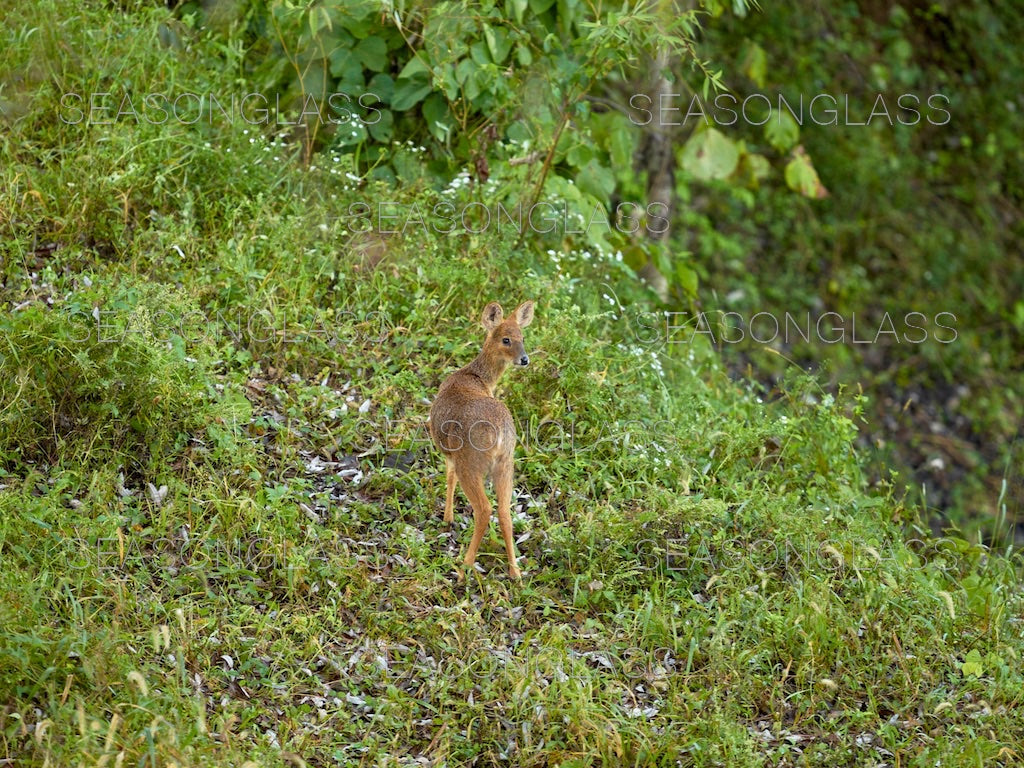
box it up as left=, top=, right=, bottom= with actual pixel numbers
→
left=689, top=2, right=1024, bottom=539
left=1, top=2, right=1023, bottom=766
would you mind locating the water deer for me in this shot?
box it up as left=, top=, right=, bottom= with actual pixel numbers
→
left=428, top=300, right=535, bottom=580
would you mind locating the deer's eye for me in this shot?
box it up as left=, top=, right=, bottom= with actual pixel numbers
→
left=502, top=337, right=511, bottom=346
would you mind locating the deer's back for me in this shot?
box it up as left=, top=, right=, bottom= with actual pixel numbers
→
left=429, top=372, right=515, bottom=462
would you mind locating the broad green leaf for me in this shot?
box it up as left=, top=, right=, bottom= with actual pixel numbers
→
left=575, top=159, right=615, bottom=200
left=739, top=152, right=771, bottom=187
left=566, top=143, right=595, bottom=168
left=506, top=120, right=532, bottom=144
left=619, top=242, right=648, bottom=272
left=436, top=62, right=459, bottom=100
left=392, top=150, right=426, bottom=182
left=398, top=55, right=430, bottom=79
left=299, top=68, right=327, bottom=101
left=309, top=6, right=332, bottom=38
left=328, top=92, right=360, bottom=124
left=676, top=261, right=698, bottom=298
left=607, top=118, right=635, bottom=169
left=369, top=164, right=396, bottom=184
left=157, top=22, right=181, bottom=49
left=455, top=58, right=476, bottom=86
left=324, top=27, right=356, bottom=54
left=366, top=73, right=394, bottom=105
left=470, top=41, right=491, bottom=66
left=336, top=120, right=368, bottom=147
left=507, top=0, right=528, bottom=24
left=367, top=108, right=393, bottom=142
left=329, top=47, right=364, bottom=86
left=354, top=36, right=387, bottom=71
left=464, top=68, right=482, bottom=101
left=484, top=25, right=512, bottom=64
left=557, top=0, right=580, bottom=23
left=784, top=146, right=829, bottom=199
left=961, top=649, right=984, bottom=678
left=391, top=75, right=432, bottom=111
left=338, top=2, right=376, bottom=38
left=765, top=108, right=800, bottom=152
left=681, top=128, right=739, bottom=180
left=742, top=41, right=767, bottom=87
left=422, top=93, right=452, bottom=141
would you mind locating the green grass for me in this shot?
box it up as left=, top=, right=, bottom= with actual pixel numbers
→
left=2, top=2, right=1023, bottom=766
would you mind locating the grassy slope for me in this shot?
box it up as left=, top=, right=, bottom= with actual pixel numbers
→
left=1, top=2, right=1023, bottom=766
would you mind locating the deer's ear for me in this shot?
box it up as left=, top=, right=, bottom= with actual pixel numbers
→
left=514, top=301, right=535, bottom=328
left=481, top=302, right=504, bottom=330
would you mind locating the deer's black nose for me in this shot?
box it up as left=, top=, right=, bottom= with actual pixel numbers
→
left=519, top=355, right=530, bottom=366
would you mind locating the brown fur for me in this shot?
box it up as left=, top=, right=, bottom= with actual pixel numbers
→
left=428, top=301, right=535, bottom=579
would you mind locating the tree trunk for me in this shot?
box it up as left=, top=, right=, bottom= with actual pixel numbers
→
left=635, top=46, right=674, bottom=302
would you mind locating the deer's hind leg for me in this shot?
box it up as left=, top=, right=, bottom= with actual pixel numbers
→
left=442, top=457, right=457, bottom=524
left=493, top=453, right=521, bottom=579
left=457, top=467, right=492, bottom=578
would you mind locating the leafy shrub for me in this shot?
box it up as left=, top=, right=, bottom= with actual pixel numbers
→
left=0, top=282, right=220, bottom=473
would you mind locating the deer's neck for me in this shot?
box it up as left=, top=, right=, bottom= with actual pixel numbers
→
left=465, top=350, right=508, bottom=395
